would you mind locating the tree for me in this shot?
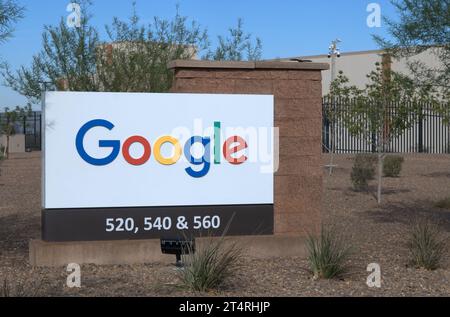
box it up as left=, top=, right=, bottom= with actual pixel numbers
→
left=0, top=0, right=24, bottom=44
left=204, top=18, right=262, bottom=61
left=2, top=0, right=99, bottom=105
left=0, top=104, right=31, bottom=159
left=331, top=61, right=434, bottom=204
left=374, top=0, right=450, bottom=122
left=2, top=2, right=263, bottom=106
left=324, top=73, right=364, bottom=176
left=97, top=3, right=208, bottom=93
left=0, top=0, right=23, bottom=162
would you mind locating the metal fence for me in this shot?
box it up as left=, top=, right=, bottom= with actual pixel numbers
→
left=0, top=111, right=42, bottom=151
left=2, top=103, right=449, bottom=154
left=322, top=97, right=450, bottom=154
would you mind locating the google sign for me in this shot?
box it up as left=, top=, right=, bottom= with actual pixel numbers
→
left=42, top=92, right=274, bottom=241
left=76, top=119, right=249, bottom=178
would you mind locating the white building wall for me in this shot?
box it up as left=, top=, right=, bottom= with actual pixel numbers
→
left=281, top=48, right=442, bottom=96
left=304, top=51, right=382, bottom=95
left=391, top=48, right=443, bottom=79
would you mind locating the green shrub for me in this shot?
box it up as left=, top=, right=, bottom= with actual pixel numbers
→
left=407, top=219, right=446, bottom=270
left=383, top=155, right=404, bottom=177
left=350, top=154, right=376, bottom=191
left=306, top=225, right=352, bottom=279
left=177, top=237, right=242, bottom=292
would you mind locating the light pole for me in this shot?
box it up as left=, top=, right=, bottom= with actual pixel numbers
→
left=328, top=39, right=341, bottom=83
left=326, top=39, right=341, bottom=176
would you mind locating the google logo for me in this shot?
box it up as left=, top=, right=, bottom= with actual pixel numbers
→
left=76, top=119, right=248, bottom=178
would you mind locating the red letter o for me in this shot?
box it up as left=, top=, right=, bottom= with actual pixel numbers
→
left=122, top=136, right=151, bottom=166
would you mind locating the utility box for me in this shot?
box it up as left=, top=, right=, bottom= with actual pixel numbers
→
left=0, top=134, right=26, bottom=153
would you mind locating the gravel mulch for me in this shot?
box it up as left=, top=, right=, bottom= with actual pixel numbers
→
left=0, top=152, right=449, bottom=297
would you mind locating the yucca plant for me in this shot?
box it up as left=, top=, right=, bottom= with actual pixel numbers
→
left=177, top=236, right=242, bottom=292
left=307, top=225, right=352, bottom=279
left=408, top=219, right=446, bottom=270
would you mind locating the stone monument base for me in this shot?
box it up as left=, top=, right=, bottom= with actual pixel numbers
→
left=29, top=235, right=307, bottom=267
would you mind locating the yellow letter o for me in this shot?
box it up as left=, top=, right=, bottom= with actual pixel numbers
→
left=154, top=136, right=182, bottom=165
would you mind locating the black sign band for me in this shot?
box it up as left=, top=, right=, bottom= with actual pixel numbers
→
left=42, top=205, right=274, bottom=242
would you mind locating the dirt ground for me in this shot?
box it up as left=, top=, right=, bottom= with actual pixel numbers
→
left=0, top=152, right=449, bottom=297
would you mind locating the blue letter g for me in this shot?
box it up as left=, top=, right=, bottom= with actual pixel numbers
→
left=75, top=119, right=120, bottom=166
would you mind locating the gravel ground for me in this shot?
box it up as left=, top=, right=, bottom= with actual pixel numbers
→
left=0, top=152, right=449, bottom=297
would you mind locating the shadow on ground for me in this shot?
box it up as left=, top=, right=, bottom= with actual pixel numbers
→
left=420, top=172, right=450, bottom=178
left=364, top=200, right=450, bottom=232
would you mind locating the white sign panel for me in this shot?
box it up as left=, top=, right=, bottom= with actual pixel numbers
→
left=43, top=92, right=274, bottom=209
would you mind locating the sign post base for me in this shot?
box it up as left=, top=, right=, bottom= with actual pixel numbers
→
left=29, top=235, right=308, bottom=267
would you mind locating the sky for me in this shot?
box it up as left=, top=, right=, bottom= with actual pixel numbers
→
left=0, top=0, right=398, bottom=109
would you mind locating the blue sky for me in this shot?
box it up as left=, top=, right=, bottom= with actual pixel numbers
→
left=0, top=0, right=398, bottom=109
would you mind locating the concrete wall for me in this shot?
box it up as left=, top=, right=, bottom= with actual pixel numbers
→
left=30, top=236, right=309, bottom=267
left=169, top=60, right=329, bottom=236
left=0, top=134, right=25, bottom=153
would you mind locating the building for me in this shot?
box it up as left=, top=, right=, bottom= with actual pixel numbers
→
left=278, top=47, right=443, bottom=96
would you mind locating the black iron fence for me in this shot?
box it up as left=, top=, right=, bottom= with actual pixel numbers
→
left=323, top=97, right=450, bottom=154
left=1, top=102, right=449, bottom=154
left=0, top=111, right=42, bottom=151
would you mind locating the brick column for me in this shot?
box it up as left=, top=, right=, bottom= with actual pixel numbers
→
left=169, top=60, right=329, bottom=236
